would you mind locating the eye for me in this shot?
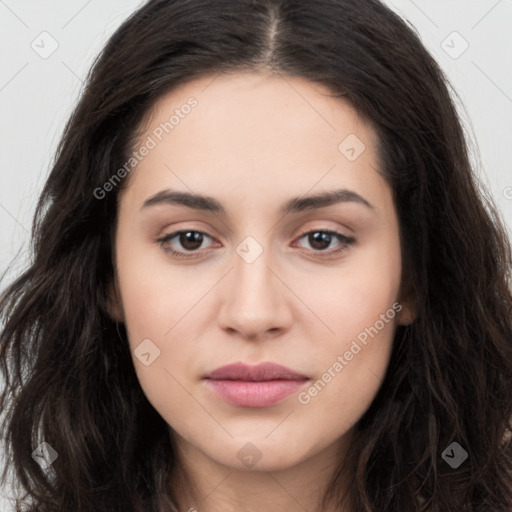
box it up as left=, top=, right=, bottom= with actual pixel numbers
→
left=157, top=230, right=216, bottom=259
left=293, top=229, right=355, bottom=256
left=157, top=228, right=356, bottom=259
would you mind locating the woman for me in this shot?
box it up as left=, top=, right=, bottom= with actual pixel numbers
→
left=1, top=0, right=511, bottom=510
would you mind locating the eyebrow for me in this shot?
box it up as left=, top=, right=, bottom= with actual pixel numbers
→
left=141, top=187, right=375, bottom=215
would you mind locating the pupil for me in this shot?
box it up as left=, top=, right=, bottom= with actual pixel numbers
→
left=177, top=231, right=332, bottom=252
left=181, top=231, right=203, bottom=250
left=310, top=232, right=331, bottom=250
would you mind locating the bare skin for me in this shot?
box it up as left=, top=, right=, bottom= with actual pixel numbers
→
left=109, top=71, right=415, bottom=512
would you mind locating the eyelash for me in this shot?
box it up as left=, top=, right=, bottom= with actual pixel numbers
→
left=156, top=228, right=356, bottom=259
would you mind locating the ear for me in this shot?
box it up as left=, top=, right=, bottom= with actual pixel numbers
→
left=395, top=298, right=417, bottom=326
left=104, top=277, right=125, bottom=323
left=395, top=276, right=418, bottom=326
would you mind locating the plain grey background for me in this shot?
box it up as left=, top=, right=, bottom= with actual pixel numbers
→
left=1, top=0, right=511, bottom=507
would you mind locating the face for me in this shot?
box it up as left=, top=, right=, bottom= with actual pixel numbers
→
left=111, top=71, right=414, bottom=473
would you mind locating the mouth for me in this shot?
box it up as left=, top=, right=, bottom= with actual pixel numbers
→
left=203, top=362, right=310, bottom=408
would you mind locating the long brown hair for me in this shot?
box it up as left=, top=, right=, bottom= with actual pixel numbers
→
left=1, top=0, right=511, bottom=510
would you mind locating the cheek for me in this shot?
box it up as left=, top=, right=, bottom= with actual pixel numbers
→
left=114, top=234, right=211, bottom=403
left=293, top=236, right=400, bottom=413
left=116, top=248, right=205, bottom=421
left=298, top=233, right=402, bottom=344
left=116, top=235, right=205, bottom=341
left=295, top=304, right=397, bottom=442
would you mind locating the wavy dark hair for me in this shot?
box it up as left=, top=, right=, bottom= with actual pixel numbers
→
left=1, top=0, right=512, bottom=510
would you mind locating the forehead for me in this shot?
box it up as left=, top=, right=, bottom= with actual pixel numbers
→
left=119, top=71, right=392, bottom=217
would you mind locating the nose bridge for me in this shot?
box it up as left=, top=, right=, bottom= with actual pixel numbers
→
left=232, top=234, right=279, bottom=308
left=218, top=233, right=290, bottom=337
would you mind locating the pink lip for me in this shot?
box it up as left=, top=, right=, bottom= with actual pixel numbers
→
left=203, top=362, right=309, bottom=408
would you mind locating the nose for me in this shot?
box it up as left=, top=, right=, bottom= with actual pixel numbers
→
left=217, top=241, right=293, bottom=341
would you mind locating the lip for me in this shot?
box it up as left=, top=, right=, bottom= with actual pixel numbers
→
left=204, top=362, right=308, bottom=381
left=203, top=362, right=309, bottom=408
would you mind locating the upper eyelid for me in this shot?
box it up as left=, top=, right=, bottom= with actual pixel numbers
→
left=159, top=227, right=354, bottom=247
left=158, top=218, right=354, bottom=237
left=157, top=228, right=355, bottom=262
